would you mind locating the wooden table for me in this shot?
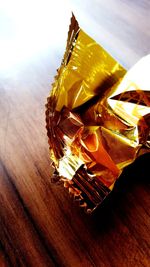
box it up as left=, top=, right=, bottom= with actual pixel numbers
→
left=0, top=0, right=150, bottom=266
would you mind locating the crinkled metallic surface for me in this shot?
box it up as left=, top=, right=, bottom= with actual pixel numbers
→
left=46, top=15, right=150, bottom=213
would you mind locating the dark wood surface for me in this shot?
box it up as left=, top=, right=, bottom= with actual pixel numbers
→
left=0, top=0, right=150, bottom=266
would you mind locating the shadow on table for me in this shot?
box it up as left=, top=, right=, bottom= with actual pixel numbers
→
left=79, top=153, right=150, bottom=234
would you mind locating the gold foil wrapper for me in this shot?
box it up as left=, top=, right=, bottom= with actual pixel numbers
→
left=46, top=15, right=150, bottom=213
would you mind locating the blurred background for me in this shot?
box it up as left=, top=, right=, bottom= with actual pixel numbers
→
left=0, top=0, right=150, bottom=76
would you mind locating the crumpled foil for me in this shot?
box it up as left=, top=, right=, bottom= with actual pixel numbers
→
left=46, top=14, right=150, bottom=213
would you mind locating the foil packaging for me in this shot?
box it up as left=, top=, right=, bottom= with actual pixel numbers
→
left=46, top=15, right=150, bottom=213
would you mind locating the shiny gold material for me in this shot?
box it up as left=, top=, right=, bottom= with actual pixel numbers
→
left=46, top=15, right=150, bottom=212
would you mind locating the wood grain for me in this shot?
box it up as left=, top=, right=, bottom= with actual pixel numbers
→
left=0, top=0, right=150, bottom=266
left=0, top=243, right=9, bottom=267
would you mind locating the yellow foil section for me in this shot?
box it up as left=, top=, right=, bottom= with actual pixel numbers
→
left=53, top=29, right=126, bottom=111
